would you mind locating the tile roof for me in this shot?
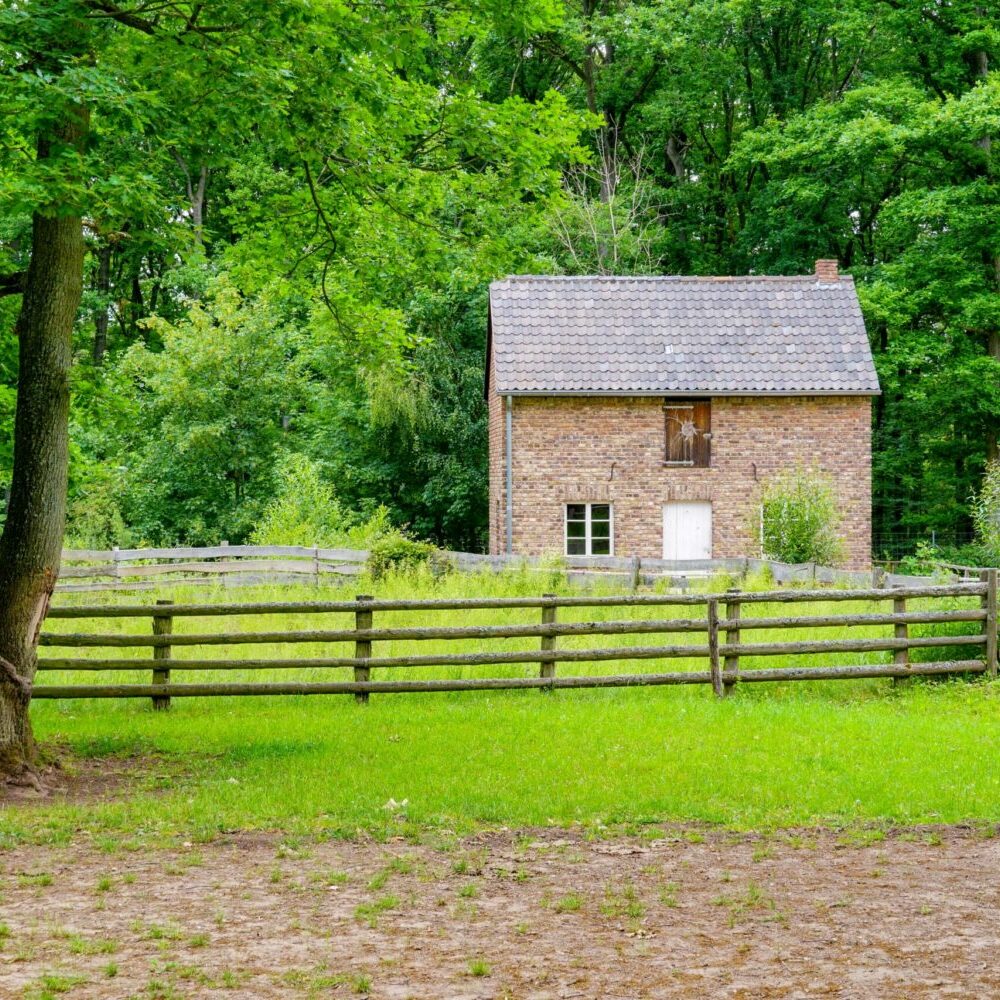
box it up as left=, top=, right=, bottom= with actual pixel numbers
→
left=489, top=274, right=880, bottom=395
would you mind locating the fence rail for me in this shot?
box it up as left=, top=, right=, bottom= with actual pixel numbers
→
left=33, top=574, right=999, bottom=706
left=57, top=544, right=956, bottom=593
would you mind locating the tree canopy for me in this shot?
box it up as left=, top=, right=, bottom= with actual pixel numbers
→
left=2, top=0, right=998, bottom=559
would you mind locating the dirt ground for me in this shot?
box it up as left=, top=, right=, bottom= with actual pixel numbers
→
left=2, top=820, right=1000, bottom=999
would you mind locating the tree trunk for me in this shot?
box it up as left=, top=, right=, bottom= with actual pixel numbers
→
left=0, top=109, right=88, bottom=777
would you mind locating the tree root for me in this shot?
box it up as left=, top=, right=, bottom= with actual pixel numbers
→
left=5, top=766, right=43, bottom=792
left=0, top=654, right=31, bottom=700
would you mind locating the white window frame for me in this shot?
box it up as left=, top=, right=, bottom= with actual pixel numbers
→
left=565, top=502, right=614, bottom=557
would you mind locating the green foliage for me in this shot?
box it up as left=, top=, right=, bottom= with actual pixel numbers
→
left=250, top=454, right=398, bottom=550
left=367, top=537, right=437, bottom=580
left=115, top=281, right=307, bottom=544
left=759, top=467, right=844, bottom=566
left=249, top=454, right=346, bottom=547
left=2, top=0, right=999, bottom=558
left=971, top=461, right=1000, bottom=561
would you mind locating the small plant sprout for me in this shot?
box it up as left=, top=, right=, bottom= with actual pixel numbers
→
left=467, top=958, right=490, bottom=977
left=554, top=893, right=583, bottom=913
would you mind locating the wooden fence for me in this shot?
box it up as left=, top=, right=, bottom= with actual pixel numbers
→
left=33, top=575, right=998, bottom=706
left=57, top=544, right=950, bottom=593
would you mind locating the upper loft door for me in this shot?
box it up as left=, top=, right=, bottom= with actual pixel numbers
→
left=663, top=502, right=712, bottom=560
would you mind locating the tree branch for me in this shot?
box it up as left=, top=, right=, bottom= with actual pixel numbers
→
left=84, top=1, right=235, bottom=36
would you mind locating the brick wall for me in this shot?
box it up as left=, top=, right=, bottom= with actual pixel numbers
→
left=488, top=394, right=873, bottom=569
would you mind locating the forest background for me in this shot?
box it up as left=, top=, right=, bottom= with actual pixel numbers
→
left=2, top=0, right=998, bottom=562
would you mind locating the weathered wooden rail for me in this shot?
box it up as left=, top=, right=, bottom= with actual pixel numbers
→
left=56, top=543, right=954, bottom=592
left=32, top=575, right=998, bottom=707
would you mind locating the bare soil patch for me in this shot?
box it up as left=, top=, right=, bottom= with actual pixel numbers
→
left=1, top=825, right=999, bottom=998
left=1, top=753, right=177, bottom=805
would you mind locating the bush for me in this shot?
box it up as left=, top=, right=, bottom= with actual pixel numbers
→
left=757, top=466, right=843, bottom=566
left=971, top=460, right=1000, bottom=562
left=367, top=536, right=437, bottom=579
left=251, top=454, right=398, bottom=549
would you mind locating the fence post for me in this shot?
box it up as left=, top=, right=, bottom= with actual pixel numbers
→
left=220, top=540, right=230, bottom=589
left=151, top=599, right=173, bottom=711
left=891, top=588, right=909, bottom=687
left=354, top=594, right=373, bottom=703
left=313, top=544, right=320, bottom=586
left=629, top=556, right=641, bottom=591
left=723, top=588, right=740, bottom=696
left=982, top=569, right=998, bottom=679
left=708, top=598, right=723, bottom=698
left=540, top=594, right=557, bottom=688
left=112, top=545, right=121, bottom=582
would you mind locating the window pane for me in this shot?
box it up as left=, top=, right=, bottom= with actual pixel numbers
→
left=591, top=520, right=610, bottom=539
left=566, top=520, right=586, bottom=539
left=567, top=538, right=586, bottom=555
left=591, top=504, right=610, bottom=520
left=567, top=504, right=586, bottom=521
left=591, top=537, right=611, bottom=555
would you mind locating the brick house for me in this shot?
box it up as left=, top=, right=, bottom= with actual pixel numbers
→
left=486, top=262, right=880, bottom=569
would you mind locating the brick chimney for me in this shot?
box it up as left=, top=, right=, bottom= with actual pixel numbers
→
left=814, top=259, right=839, bottom=280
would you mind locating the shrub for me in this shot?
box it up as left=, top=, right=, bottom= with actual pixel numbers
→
left=367, top=536, right=436, bottom=579
left=757, top=466, right=843, bottom=566
left=971, top=460, right=1000, bottom=563
left=251, top=454, right=398, bottom=549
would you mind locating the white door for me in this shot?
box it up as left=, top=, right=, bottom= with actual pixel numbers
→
left=663, top=502, right=712, bottom=560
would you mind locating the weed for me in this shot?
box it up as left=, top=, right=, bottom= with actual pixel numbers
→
left=354, top=895, right=400, bottom=928
left=467, top=958, right=490, bottom=977
left=601, top=883, right=645, bottom=926
left=714, top=881, right=787, bottom=928
left=554, top=893, right=583, bottom=913
left=69, top=935, right=117, bottom=955
left=310, top=869, right=349, bottom=887
left=25, top=974, right=87, bottom=998
left=458, top=883, right=478, bottom=899
left=18, top=873, right=53, bottom=888
left=659, top=882, right=679, bottom=907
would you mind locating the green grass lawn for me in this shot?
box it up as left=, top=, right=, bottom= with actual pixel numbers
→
left=3, top=569, right=996, bottom=846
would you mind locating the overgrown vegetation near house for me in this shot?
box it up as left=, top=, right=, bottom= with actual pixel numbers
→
left=757, top=467, right=844, bottom=566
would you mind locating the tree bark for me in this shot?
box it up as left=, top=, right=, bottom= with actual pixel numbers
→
left=0, top=108, right=88, bottom=777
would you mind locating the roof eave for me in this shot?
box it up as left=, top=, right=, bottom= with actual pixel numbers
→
left=495, top=388, right=882, bottom=398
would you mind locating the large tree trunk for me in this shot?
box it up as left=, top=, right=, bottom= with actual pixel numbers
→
left=0, top=111, right=88, bottom=777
